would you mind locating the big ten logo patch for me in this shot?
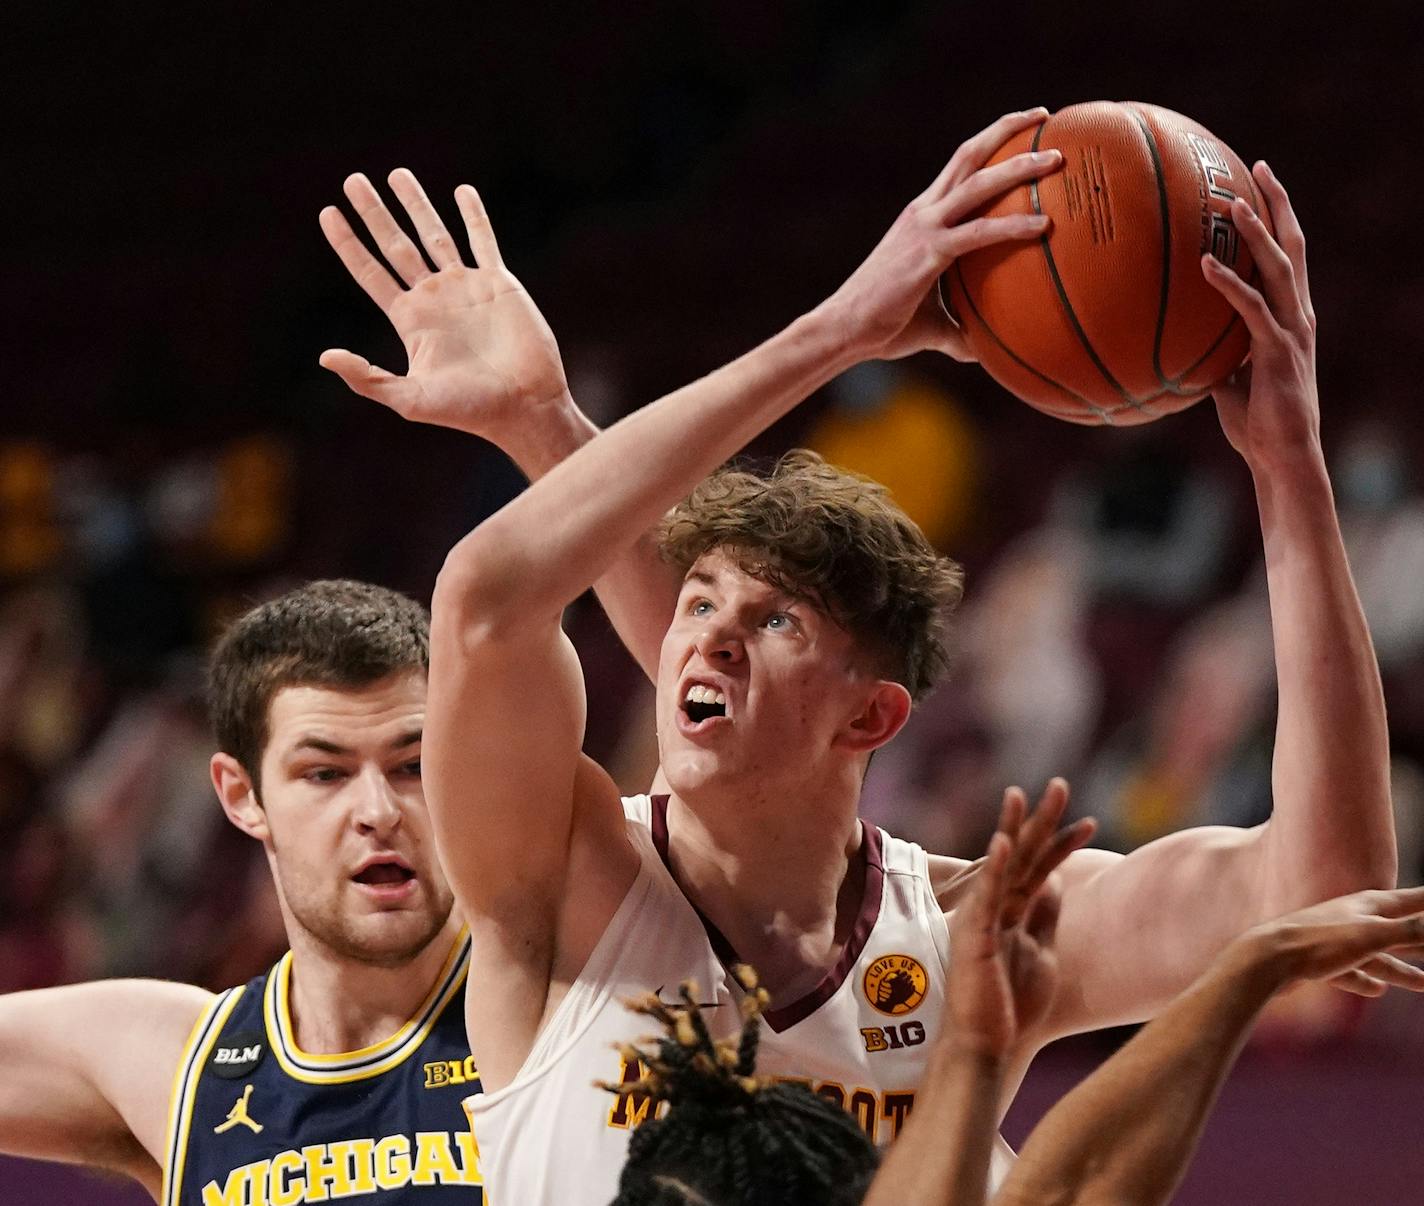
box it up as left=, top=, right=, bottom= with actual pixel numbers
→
left=860, top=1020, right=927, bottom=1054
left=863, top=954, right=927, bottom=1017
left=423, top=1056, right=480, bottom=1089
left=1185, top=132, right=1241, bottom=264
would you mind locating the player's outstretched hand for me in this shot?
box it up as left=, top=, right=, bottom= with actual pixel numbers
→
left=820, top=108, right=1063, bottom=365
left=319, top=170, right=569, bottom=439
left=948, top=779, right=1096, bottom=1057
left=1240, top=884, right=1424, bottom=997
left=1201, top=162, right=1320, bottom=471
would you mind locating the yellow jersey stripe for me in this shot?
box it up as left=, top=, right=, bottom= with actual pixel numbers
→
left=264, top=932, right=470, bottom=1084
left=160, top=985, right=245, bottom=1206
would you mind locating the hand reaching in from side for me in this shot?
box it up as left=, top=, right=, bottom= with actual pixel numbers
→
left=319, top=169, right=569, bottom=440
left=1244, top=884, right=1424, bottom=997
left=948, top=779, right=1096, bottom=1058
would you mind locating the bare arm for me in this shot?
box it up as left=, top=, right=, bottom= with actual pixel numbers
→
left=1038, top=164, right=1394, bottom=1039
left=0, top=980, right=211, bottom=1193
left=997, top=887, right=1424, bottom=1206
left=319, top=168, right=678, bottom=680
left=1212, top=164, right=1394, bottom=909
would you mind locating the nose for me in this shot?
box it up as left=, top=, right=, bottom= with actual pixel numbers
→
left=351, top=765, right=403, bottom=838
left=693, top=612, right=746, bottom=664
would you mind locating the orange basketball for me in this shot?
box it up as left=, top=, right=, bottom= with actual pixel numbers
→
left=942, top=101, right=1272, bottom=425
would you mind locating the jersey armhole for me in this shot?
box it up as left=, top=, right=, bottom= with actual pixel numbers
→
left=910, top=843, right=953, bottom=979
left=159, top=986, right=246, bottom=1206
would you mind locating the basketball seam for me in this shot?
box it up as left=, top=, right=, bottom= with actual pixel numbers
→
left=1137, top=107, right=1263, bottom=394
left=1030, top=119, right=1148, bottom=416
left=1123, top=104, right=1176, bottom=392
left=950, top=260, right=1117, bottom=425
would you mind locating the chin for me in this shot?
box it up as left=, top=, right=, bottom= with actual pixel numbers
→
left=298, top=897, right=453, bottom=968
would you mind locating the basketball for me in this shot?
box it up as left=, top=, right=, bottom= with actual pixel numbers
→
left=943, top=101, right=1272, bottom=425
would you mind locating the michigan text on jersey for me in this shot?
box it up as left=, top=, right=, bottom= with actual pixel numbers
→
left=199, top=1130, right=481, bottom=1205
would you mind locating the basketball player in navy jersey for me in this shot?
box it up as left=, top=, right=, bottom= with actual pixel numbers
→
left=338, top=109, right=1396, bottom=1204
left=0, top=580, right=485, bottom=1205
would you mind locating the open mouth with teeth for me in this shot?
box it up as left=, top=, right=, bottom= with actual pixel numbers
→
left=683, top=684, right=728, bottom=723
left=353, top=863, right=415, bottom=886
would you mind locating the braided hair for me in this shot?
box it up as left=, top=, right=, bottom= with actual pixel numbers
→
left=602, top=966, right=879, bottom=1206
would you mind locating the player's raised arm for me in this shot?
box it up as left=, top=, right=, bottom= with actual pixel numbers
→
left=423, top=110, right=1064, bottom=1087
left=1203, top=163, right=1395, bottom=897
left=0, top=980, right=211, bottom=1193
left=1035, top=163, right=1395, bottom=1039
left=995, top=886, right=1424, bottom=1206
left=318, top=167, right=677, bottom=681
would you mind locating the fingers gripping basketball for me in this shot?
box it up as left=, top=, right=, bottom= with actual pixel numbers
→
left=943, top=101, right=1272, bottom=425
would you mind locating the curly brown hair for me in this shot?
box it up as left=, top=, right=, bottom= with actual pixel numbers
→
left=207, top=579, right=429, bottom=787
left=658, top=451, right=963, bottom=701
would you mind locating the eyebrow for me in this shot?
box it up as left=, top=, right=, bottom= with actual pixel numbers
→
left=290, top=729, right=423, bottom=756
left=682, top=568, right=811, bottom=610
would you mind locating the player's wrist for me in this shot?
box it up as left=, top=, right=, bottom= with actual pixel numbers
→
left=1222, top=925, right=1306, bottom=995
left=802, top=295, right=889, bottom=373
left=1243, top=427, right=1329, bottom=485
left=494, top=387, right=599, bottom=480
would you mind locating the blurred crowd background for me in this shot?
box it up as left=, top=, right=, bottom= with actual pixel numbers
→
left=7, top=1, right=1422, bottom=1201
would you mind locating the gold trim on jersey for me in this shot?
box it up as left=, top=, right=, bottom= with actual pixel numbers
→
left=264, top=928, right=470, bottom=1085
left=160, top=985, right=246, bottom=1206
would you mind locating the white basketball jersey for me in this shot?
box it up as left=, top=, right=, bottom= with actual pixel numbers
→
left=465, top=795, right=1014, bottom=1205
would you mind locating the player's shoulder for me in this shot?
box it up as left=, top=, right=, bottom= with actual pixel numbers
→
left=927, top=852, right=982, bottom=913
left=930, top=846, right=1125, bottom=913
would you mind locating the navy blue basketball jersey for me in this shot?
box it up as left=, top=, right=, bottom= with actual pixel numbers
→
left=161, top=931, right=482, bottom=1205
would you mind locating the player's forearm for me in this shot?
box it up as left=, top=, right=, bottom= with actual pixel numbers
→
left=434, top=307, right=856, bottom=632
left=863, top=1040, right=1004, bottom=1206
left=493, top=388, right=680, bottom=681
left=1251, top=446, right=1395, bottom=906
left=1000, top=938, right=1281, bottom=1206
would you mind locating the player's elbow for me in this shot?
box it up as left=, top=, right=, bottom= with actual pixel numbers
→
left=432, top=541, right=530, bottom=648
left=1259, top=824, right=1398, bottom=916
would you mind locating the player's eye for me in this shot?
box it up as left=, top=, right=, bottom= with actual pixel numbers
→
left=304, top=767, right=346, bottom=784
left=690, top=599, right=714, bottom=617
left=398, top=759, right=422, bottom=778
left=765, top=612, right=794, bottom=631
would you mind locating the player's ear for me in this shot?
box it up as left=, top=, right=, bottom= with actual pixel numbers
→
left=835, top=679, right=912, bottom=755
left=211, top=752, right=270, bottom=841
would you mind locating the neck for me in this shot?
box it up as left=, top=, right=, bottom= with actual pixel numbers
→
left=283, top=916, right=463, bottom=1054
left=664, top=771, right=865, bottom=1000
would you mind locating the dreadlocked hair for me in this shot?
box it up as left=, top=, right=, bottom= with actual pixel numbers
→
left=601, top=965, right=879, bottom=1206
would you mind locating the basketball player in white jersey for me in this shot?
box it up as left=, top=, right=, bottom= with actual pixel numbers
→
left=337, top=112, right=1394, bottom=1203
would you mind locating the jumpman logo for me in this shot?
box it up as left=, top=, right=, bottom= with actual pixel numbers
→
left=214, top=1084, right=264, bottom=1135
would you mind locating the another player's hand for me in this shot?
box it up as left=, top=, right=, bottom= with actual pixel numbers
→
left=319, top=170, right=569, bottom=439
left=1202, top=163, right=1320, bottom=471
left=820, top=109, right=1062, bottom=364
left=1239, top=885, right=1424, bottom=997
left=947, top=779, right=1096, bottom=1057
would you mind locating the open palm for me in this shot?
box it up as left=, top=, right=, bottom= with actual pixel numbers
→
left=319, top=169, right=568, bottom=439
left=949, top=781, right=1095, bottom=1056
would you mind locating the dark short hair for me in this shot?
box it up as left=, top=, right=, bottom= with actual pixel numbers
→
left=207, top=579, right=429, bottom=783
left=659, top=451, right=963, bottom=701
